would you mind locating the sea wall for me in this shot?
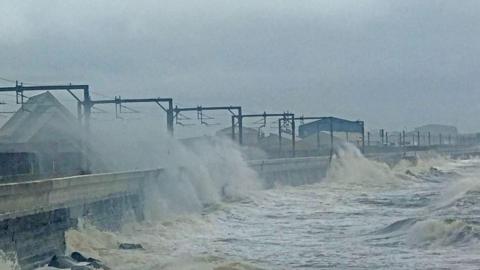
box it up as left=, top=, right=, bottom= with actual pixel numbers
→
left=248, top=156, right=330, bottom=187
left=0, top=169, right=161, bottom=270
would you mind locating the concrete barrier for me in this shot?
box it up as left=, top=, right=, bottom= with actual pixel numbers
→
left=0, top=169, right=162, bottom=221
left=0, top=169, right=163, bottom=269
left=248, top=156, right=329, bottom=187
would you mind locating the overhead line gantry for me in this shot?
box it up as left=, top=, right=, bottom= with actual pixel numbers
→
left=91, top=96, right=174, bottom=135
left=173, top=105, right=242, bottom=144
left=234, top=112, right=295, bottom=157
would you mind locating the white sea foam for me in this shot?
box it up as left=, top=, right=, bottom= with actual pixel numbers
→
left=65, top=218, right=262, bottom=270
left=0, top=252, right=18, bottom=270
left=324, top=143, right=410, bottom=188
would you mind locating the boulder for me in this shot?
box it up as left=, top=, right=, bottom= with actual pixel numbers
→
left=48, top=255, right=78, bottom=269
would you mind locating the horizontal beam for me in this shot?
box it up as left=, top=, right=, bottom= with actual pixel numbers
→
left=294, top=116, right=327, bottom=120
left=238, top=113, right=294, bottom=118
left=91, top=98, right=172, bottom=105
left=0, top=85, right=88, bottom=92
left=174, top=106, right=241, bottom=112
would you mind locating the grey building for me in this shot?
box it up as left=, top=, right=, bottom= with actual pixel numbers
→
left=0, top=92, right=87, bottom=181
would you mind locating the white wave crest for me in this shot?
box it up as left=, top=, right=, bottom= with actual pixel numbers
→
left=406, top=219, right=479, bottom=247
left=324, top=143, right=408, bottom=188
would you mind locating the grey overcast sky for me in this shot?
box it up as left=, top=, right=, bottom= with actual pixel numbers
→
left=0, top=0, right=479, bottom=132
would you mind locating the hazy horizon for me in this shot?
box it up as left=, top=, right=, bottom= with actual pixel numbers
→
left=1, top=0, right=479, bottom=134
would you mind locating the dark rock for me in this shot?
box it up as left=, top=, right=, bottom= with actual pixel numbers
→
left=48, top=255, right=78, bottom=268
left=430, top=167, right=442, bottom=175
left=119, top=243, right=144, bottom=250
left=71, top=252, right=110, bottom=270
left=71, top=252, right=100, bottom=263
left=405, top=170, right=416, bottom=177
left=71, top=251, right=89, bottom=262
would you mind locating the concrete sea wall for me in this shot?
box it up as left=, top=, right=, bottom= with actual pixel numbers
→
left=0, top=170, right=161, bottom=269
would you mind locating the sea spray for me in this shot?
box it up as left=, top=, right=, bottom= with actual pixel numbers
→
left=0, top=252, right=18, bottom=270
left=89, top=119, right=262, bottom=219
left=62, top=128, right=264, bottom=269
left=324, top=143, right=409, bottom=188
left=139, top=136, right=262, bottom=221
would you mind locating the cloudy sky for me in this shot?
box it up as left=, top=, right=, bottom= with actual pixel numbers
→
left=0, top=0, right=479, bottom=133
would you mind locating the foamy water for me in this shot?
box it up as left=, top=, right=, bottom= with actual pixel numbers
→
left=4, top=145, right=480, bottom=270
left=64, top=149, right=480, bottom=269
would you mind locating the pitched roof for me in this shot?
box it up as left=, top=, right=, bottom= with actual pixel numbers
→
left=298, top=117, right=364, bottom=138
left=0, top=92, right=79, bottom=143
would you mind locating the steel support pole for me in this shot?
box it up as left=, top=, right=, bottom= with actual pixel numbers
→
left=361, top=122, right=365, bottom=153
left=83, top=86, right=92, bottom=173
left=278, top=118, right=282, bottom=156
left=238, top=108, right=243, bottom=145
left=167, top=99, right=174, bottom=135
left=291, top=115, right=295, bottom=157
left=329, top=118, right=334, bottom=162
left=77, top=101, right=82, bottom=123
left=231, top=115, right=236, bottom=140
left=316, top=122, right=320, bottom=151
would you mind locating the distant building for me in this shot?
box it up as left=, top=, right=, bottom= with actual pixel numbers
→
left=0, top=92, right=87, bottom=181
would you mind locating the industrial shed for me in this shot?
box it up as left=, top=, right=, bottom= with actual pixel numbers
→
left=298, top=117, right=365, bottom=153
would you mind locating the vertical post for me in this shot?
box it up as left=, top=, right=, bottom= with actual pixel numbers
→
left=238, top=107, right=243, bottom=145
left=76, top=100, right=83, bottom=174
left=278, top=118, right=282, bottom=156
left=291, top=115, right=295, bottom=157
left=448, top=134, right=451, bottom=145
left=231, top=115, right=236, bottom=141
left=329, top=117, right=334, bottom=162
left=385, top=131, right=389, bottom=146
left=83, top=86, right=92, bottom=173
left=361, top=121, right=365, bottom=153
left=77, top=101, right=82, bottom=123
left=380, top=129, right=384, bottom=145
left=166, top=99, right=174, bottom=135
left=114, top=97, right=119, bottom=118
left=367, top=131, right=370, bottom=146
left=428, top=132, right=431, bottom=146
left=402, top=130, right=406, bottom=146
left=316, top=122, right=320, bottom=151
